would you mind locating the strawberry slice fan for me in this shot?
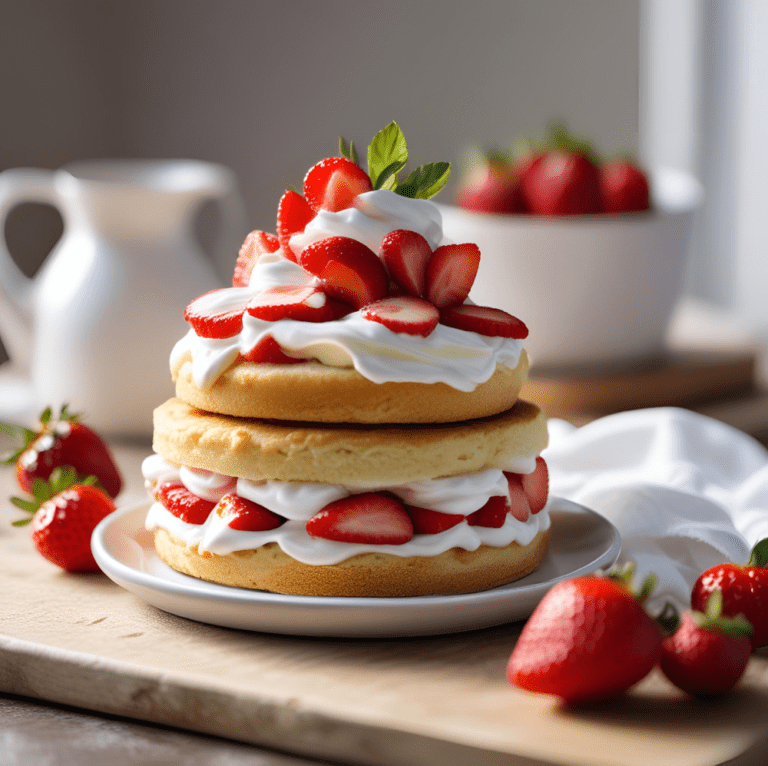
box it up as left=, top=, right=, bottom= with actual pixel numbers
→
left=145, top=121, right=553, bottom=599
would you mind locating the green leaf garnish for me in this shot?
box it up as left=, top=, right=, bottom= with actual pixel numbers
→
left=395, top=162, right=451, bottom=199
left=368, top=122, right=409, bottom=191
left=339, top=136, right=359, bottom=165
left=748, top=538, right=768, bottom=568
left=339, top=122, right=451, bottom=200
left=375, top=160, right=408, bottom=191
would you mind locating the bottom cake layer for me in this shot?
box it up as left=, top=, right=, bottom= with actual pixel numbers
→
left=152, top=526, right=551, bottom=598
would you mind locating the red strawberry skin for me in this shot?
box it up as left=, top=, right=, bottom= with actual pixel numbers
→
left=215, top=493, right=283, bottom=532
left=360, top=296, right=439, bottom=337
left=692, top=562, right=768, bottom=649
left=467, top=495, right=509, bottom=528
left=504, top=475, right=531, bottom=522
left=508, top=577, right=663, bottom=703
left=303, top=157, right=373, bottom=212
left=276, top=190, right=316, bottom=262
left=660, top=612, right=751, bottom=697
left=240, top=337, right=307, bottom=365
left=600, top=161, right=650, bottom=213
left=425, top=243, right=481, bottom=309
left=518, top=457, right=549, bottom=514
left=408, top=505, right=465, bottom=534
left=232, top=230, right=280, bottom=287
left=156, top=483, right=216, bottom=525
left=456, top=163, right=525, bottom=214
left=379, top=229, right=433, bottom=297
left=246, top=286, right=334, bottom=323
left=298, top=236, right=388, bottom=309
left=31, top=485, right=115, bottom=572
left=184, top=289, right=247, bottom=339
left=439, top=305, right=529, bottom=339
left=306, top=493, right=413, bottom=545
left=520, top=152, right=603, bottom=215
left=15, top=418, right=123, bottom=498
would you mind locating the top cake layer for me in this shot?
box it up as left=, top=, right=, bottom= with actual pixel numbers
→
left=173, top=124, right=531, bottom=423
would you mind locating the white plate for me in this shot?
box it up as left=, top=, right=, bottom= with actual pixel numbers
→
left=91, top=498, right=621, bottom=638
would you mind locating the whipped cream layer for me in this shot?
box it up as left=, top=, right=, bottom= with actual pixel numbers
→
left=171, top=189, right=524, bottom=391
left=142, top=455, right=550, bottom=566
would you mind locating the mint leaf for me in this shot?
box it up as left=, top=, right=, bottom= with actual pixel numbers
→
left=375, top=160, right=407, bottom=190
left=368, top=122, right=408, bottom=191
left=395, top=162, right=451, bottom=199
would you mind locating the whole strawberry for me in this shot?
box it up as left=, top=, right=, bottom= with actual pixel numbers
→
left=456, top=158, right=525, bottom=214
left=507, top=564, right=663, bottom=704
left=691, top=538, right=768, bottom=649
left=518, top=123, right=603, bottom=216
left=600, top=160, right=651, bottom=213
left=1, top=405, right=122, bottom=498
left=661, top=591, right=752, bottom=697
left=12, top=466, right=116, bottom=572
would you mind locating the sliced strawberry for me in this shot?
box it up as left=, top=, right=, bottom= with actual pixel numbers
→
left=232, top=230, right=280, bottom=287
left=425, top=243, right=481, bottom=308
left=298, top=236, right=388, bottom=309
left=155, top=482, right=216, bottom=525
left=517, top=457, right=549, bottom=513
left=467, top=495, right=510, bottom=528
left=184, top=288, right=250, bottom=339
left=239, top=336, right=307, bottom=365
left=408, top=505, right=465, bottom=535
left=276, top=190, right=316, bottom=262
left=215, top=493, right=283, bottom=532
left=440, top=304, right=529, bottom=339
left=246, top=285, right=334, bottom=323
left=505, top=474, right=532, bottom=522
left=303, top=157, right=373, bottom=212
left=360, top=296, right=439, bottom=337
left=379, top=229, right=433, bottom=297
left=306, top=493, right=413, bottom=545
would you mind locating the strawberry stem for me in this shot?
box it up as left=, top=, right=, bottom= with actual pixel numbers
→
left=747, top=538, right=768, bottom=568
left=10, top=466, right=99, bottom=527
left=694, top=590, right=754, bottom=639
left=606, top=561, right=656, bottom=603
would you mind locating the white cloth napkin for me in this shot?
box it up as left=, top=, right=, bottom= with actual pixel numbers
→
left=544, top=407, right=768, bottom=613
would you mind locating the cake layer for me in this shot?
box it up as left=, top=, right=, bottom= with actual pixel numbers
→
left=152, top=526, right=551, bottom=597
left=172, top=352, right=529, bottom=424
left=152, top=397, right=548, bottom=486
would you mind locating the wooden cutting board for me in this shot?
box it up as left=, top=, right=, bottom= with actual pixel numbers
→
left=2, top=443, right=768, bottom=766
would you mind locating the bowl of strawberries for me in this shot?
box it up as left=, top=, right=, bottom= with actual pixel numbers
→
left=441, top=124, right=703, bottom=369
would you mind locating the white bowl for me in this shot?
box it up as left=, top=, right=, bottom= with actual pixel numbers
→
left=439, top=168, right=703, bottom=369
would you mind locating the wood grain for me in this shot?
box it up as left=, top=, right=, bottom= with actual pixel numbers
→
left=2, top=442, right=768, bottom=766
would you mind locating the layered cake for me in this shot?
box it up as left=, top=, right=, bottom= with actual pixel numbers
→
left=142, top=123, right=551, bottom=597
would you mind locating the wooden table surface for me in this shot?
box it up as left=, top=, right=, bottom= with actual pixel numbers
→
left=2, top=435, right=768, bottom=766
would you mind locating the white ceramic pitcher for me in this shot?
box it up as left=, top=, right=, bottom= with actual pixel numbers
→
left=0, top=159, right=246, bottom=436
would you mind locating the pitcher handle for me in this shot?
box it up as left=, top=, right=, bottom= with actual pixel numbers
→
left=0, top=168, right=59, bottom=369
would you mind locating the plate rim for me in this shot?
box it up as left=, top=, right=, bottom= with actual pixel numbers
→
left=92, top=497, right=621, bottom=614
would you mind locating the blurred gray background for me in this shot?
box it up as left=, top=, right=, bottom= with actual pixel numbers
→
left=0, top=0, right=640, bottom=364
left=3, top=0, right=767, bottom=367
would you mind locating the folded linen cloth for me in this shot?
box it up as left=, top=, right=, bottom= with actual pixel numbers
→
left=544, top=407, right=768, bottom=613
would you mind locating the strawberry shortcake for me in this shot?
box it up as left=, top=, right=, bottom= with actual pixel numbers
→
left=143, top=123, right=552, bottom=597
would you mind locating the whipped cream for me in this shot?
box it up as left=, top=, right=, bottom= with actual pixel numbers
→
left=289, top=189, right=443, bottom=253
left=141, top=455, right=549, bottom=565
left=171, top=189, right=524, bottom=391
